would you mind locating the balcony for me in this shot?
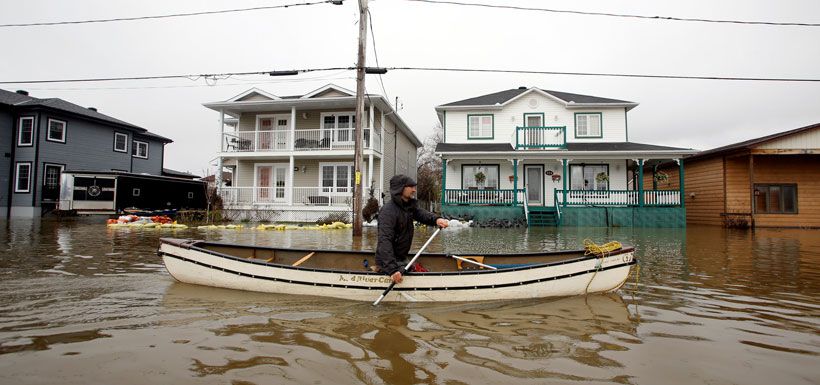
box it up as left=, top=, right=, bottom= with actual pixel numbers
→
left=221, top=128, right=381, bottom=153
left=514, top=126, right=566, bottom=149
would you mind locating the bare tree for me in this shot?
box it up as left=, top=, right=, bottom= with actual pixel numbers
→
left=416, top=124, right=444, bottom=210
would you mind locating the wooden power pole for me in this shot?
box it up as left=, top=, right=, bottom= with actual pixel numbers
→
left=352, top=0, right=369, bottom=237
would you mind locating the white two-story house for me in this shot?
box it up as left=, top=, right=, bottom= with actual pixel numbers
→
left=435, top=87, right=697, bottom=227
left=204, top=84, right=422, bottom=222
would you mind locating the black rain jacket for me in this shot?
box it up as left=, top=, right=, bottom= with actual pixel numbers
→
left=375, top=176, right=439, bottom=276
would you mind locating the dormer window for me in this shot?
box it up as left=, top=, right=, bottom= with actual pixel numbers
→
left=468, top=114, right=494, bottom=139
left=575, top=113, right=602, bottom=138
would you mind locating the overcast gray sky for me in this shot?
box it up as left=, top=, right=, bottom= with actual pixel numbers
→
left=2, top=0, right=818, bottom=175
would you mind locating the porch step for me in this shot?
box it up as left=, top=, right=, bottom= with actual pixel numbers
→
left=527, top=207, right=558, bottom=227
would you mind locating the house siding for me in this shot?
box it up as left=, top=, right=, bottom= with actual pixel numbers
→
left=131, top=137, right=164, bottom=175
left=442, top=92, right=627, bottom=145
left=750, top=155, right=820, bottom=227
left=756, top=129, right=820, bottom=149
left=646, top=159, right=724, bottom=226
left=1, top=108, right=14, bottom=209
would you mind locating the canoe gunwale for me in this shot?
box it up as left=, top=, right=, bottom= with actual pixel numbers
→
left=158, top=237, right=636, bottom=277
left=160, top=250, right=637, bottom=292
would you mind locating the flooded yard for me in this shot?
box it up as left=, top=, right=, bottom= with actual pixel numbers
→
left=0, top=218, right=818, bottom=384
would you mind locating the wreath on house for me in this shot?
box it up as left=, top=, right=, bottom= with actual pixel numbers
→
left=474, top=171, right=486, bottom=185
left=654, top=171, right=669, bottom=183
left=595, top=172, right=609, bottom=184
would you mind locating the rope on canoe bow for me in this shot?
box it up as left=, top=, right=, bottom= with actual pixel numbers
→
left=582, top=239, right=623, bottom=294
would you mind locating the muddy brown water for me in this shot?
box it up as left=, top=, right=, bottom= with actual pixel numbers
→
left=0, top=218, right=818, bottom=384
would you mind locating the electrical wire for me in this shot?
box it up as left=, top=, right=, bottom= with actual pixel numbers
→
left=0, top=0, right=341, bottom=28
left=3, top=65, right=818, bottom=85
left=399, top=0, right=820, bottom=27
left=367, top=9, right=391, bottom=104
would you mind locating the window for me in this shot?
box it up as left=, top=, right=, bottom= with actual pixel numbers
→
left=570, top=164, right=609, bottom=191
left=132, top=140, right=148, bottom=159
left=47, top=118, right=67, bottom=143
left=462, top=164, right=499, bottom=189
left=114, top=132, right=128, bottom=153
left=17, top=117, right=34, bottom=146
left=321, top=113, right=356, bottom=143
left=754, top=184, right=797, bottom=214
left=14, top=162, right=32, bottom=193
left=320, top=163, right=353, bottom=194
left=468, top=115, right=493, bottom=139
left=575, top=113, right=602, bottom=138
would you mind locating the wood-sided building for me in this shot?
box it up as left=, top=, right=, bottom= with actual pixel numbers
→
left=645, top=123, right=820, bottom=228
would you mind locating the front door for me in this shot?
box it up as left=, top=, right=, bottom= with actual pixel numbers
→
left=42, top=164, right=64, bottom=202
left=257, top=115, right=290, bottom=150
left=524, top=165, right=543, bottom=206
left=255, top=164, right=287, bottom=203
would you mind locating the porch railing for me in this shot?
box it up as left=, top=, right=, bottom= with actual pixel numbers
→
left=221, top=128, right=381, bottom=153
left=443, top=188, right=519, bottom=205
left=441, top=188, right=682, bottom=207
left=555, top=189, right=681, bottom=206
left=219, top=187, right=381, bottom=207
left=515, top=126, right=566, bottom=149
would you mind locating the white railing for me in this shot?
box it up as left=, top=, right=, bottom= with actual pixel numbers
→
left=515, top=126, right=566, bottom=149
left=554, top=190, right=681, bottom=206
left=443, top=189, right=519, bottom=205
left=219, top=187, right=381, bottom=207
left=221, top=128, right=380, bottom=153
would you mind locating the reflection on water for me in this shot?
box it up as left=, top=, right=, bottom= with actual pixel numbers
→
left=0, top=218, right=818, bottom=385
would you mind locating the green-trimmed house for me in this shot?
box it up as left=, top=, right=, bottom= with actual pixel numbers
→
left=434, top=87, right=697, bottom=227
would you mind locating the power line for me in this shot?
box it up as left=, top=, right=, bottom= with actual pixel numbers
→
left=400, top=0, right=820, bottom=27
left=386, top=66, right=820, bottom=82
left=2, top=66, right=818, bottom=85
left=366, top=9, right=390, bottom=103
left=0, top=0, right=342, bottom=28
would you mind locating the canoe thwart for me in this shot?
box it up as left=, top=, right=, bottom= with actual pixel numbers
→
left=292, top=252, right=316, bottom=267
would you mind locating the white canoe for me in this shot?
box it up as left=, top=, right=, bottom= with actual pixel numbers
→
left=158, top=238, right=637, bottom=303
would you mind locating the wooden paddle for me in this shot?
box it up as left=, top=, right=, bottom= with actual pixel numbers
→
left=372, top=227, right=441, bottom=306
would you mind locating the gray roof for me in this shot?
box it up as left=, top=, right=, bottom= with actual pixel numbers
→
left=436, top=143, right=515, bottom=152
left=439, top=88, right=635, bottom=107
left=0, top=89, right=35, bottom=106
left=565, top=142, right=692, bottom=151
left=0, top=88, right=171, bottom=142
left=436, top=141, right=691, bottom=153
left=163, top=168, right=200, bottom=179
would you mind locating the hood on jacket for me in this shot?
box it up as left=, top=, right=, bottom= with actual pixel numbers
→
left=389, top=174, right=417, bottom=206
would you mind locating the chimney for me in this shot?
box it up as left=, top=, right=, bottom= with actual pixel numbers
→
left=16, top=90, right=29, bottom=96
left=88, top=107, right=98, bottom=112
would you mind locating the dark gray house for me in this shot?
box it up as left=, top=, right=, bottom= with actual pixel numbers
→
left=1, top=89, right=173, bottom=218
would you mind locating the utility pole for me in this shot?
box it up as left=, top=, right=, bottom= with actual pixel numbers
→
left=352, top=0, right=368, bottom=237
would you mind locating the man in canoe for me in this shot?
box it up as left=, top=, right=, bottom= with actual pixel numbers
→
left=377, top=174, right=449, bottom=284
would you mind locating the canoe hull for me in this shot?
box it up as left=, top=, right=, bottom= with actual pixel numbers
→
left=160, top=241, right=636, bottom=302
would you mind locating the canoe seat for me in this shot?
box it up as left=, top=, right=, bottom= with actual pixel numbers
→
left=456, top=256, right=485, bottom=270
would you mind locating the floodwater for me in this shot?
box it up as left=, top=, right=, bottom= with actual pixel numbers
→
left=0, top=219, right=818, bottom=385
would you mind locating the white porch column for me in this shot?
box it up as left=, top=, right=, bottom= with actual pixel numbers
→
left=290, top=106, right=296, bottom=151
left=216, top=109, right=224, bottom=194
left=379, top=110, right=385, bottom=196
left=368, top=154, right=374, bottom=190
left=369, top=103, right=375, bottom=150
left=288, top=155, right=295, bottom=206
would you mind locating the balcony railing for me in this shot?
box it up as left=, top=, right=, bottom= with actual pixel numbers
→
left=555, top=189, right=681, bottom=206
left=515, top=126, right=566, bottom=149
left=222, top=128, right=381, bottom=153
left=219, top=187, right=381, bottom=207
